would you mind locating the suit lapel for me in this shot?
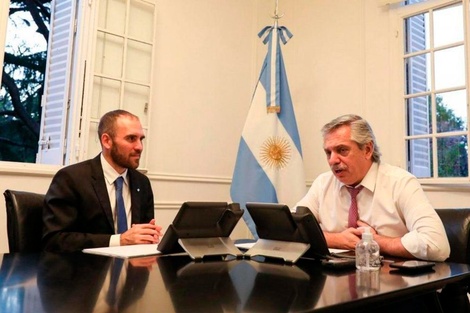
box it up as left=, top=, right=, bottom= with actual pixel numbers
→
left=128, top=170, right=141, bottom=224
left=91, top=155, right=115, bottom=232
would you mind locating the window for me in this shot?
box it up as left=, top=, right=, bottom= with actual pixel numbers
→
left=0, top=0, right=156, bottom=168
left=0, top=0, right=52, bottom=163
left=86, top=0, right=156, bottom=168
left=398, top=0, right=469, bottom=180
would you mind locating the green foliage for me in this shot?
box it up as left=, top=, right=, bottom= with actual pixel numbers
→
left=435, top=96, right=468, bottom=177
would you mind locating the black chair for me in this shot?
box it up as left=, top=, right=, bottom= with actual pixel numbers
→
left=435, top=208, right=470, bottom=313
left=435, top=208, right=470, bottom=264
left=3, top=189, right=45, bottom=253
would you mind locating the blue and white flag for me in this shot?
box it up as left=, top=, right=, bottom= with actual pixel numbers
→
left=230, top=24, right=306, bottom=239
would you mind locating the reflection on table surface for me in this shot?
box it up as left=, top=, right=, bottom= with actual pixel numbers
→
left=0, top=252, right=469, bottom=313
left=157, top=256, right=326, bottom=313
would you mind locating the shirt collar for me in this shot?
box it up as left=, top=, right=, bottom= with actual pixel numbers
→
left=100, top=153, right=128, bottom=186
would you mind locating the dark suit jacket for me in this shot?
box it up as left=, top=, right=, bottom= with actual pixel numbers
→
left=42, top=154, right=154, bottom=252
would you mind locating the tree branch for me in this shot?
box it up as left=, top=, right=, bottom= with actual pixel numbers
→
left=1, top=69, right=40, bottom=137
left=0, top=136, right=36, bottom=149
left=4, top=52, right=46, bottom=72
left=24, top=0, right=50, bottom=42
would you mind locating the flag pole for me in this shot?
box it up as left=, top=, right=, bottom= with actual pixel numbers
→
left=272, top=0, right=283, bottom=26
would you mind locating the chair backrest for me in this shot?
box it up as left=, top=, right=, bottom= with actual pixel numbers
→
left=3, top=189, right=45, bottom=253
left=435, top=208, right=470, bottom=264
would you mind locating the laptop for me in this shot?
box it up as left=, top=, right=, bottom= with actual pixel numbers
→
left=245, top=203, right=356, bottom=268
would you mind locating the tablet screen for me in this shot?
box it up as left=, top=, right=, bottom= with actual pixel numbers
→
left=246, top=203, right=300, bottom=242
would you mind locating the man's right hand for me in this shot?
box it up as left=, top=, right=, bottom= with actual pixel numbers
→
left=120, top=221, right=162, bottom=246
left=324, top=228, right=362, bottom=250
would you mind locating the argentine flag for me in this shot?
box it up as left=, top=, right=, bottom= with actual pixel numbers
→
left=231, top=23, right=306, bottom=239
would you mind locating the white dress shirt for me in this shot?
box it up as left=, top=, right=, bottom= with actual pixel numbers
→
left=295, top=162, right=450, bottom=261
left=101, top=154, right=131, bottom=246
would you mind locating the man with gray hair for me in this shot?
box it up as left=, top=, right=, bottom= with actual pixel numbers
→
left=296, top=114, right=449, bottom=261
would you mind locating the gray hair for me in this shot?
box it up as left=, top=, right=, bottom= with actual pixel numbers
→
left=321, top=114, right=381, bottom=162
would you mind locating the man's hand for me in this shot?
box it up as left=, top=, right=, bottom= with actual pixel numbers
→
left=357, top=220, right=414, bottom=258
left=324, top=227, right=363, bottom=250
left=120, top=219, right=162, bottom=246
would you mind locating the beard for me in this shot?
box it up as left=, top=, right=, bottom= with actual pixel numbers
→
left=110, top=143, right=140, bottom=169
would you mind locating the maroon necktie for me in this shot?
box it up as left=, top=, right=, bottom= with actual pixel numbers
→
left=347, top=185, right=364, bottom=228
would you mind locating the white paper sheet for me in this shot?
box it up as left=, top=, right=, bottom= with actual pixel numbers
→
left=83, top=244, right=161, bottom=258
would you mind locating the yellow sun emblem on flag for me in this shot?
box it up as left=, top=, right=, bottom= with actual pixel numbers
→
left=260, top=136, right=291, bottom=169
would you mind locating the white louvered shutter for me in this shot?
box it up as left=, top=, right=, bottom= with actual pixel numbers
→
left=36, top=0, right=76, bottom=164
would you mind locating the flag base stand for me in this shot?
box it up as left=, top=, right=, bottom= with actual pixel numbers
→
left=178, top=237, right=243, bottom=261
left=244, top=239, right=310, bottom=263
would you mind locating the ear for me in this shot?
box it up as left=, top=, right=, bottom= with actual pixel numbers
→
left=101, top=133, right=112, bottom=150
left=364, top=142, right=374, bottom=160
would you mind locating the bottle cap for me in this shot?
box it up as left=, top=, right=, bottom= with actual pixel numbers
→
left=362, top=227, right=373, bottom=241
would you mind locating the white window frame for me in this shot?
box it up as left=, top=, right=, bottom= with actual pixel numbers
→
left=389, top=0, right=470, bottom=184
left=0, top=1, right=8, bottom=71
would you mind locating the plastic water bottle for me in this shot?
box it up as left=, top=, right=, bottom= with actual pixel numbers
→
left=355, top=227, right=380, bottom=271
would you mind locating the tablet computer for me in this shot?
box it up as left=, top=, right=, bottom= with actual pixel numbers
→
left=158, top=202, right=243, bottom=255
left=246, top=202, right=300, bottom=242
left=245, top=203, right=355, bottom=267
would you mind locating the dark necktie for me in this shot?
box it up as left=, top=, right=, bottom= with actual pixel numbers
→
left=114, top=177, right=127, bottom=234
left=347, top=185, right=364, bottom=228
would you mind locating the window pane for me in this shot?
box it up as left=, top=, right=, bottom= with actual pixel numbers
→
left=405, top=0, right=426, bottom=5
left=405, top=53, right=429, bottom=95
left=407, top=138, right=432, bottom=178
left=437, top=135, right=468, bottom=177
left=407, top=96, right=431, bottom=136
left=434, top=46, right=465, bottom=90
left=129, top=0, right=154, bottom=42
left=92, top=77, right=121, bottom=119
left=126, top=40, right=152, bottom=83
left=95, top=32, right=124, bottom=78
left=98, top=0, right=126, bottom=35
left=436, top=90, right=467, bottom=133
left=123, top=83, right=150, bottom=127
left=434, top=4, right=463, bottom=47
left=404, top=12, right=429, bottom=54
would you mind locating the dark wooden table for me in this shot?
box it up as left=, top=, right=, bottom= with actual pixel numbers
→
left=0, top=252, right=469, bottom=312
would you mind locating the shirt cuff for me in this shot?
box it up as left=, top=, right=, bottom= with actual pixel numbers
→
left=109, top=234, right=121, bottom=247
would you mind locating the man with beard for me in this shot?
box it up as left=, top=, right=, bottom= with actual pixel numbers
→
left=295, top=114, right=449, bottom=261
left=42, top=110, right=162, bottom=252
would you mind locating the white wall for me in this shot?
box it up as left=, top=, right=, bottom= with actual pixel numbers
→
left=1, top=0, right=469, bottom=253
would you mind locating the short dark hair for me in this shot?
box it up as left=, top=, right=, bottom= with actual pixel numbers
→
left=98, top=110, right=139, bottom=139
left=321, top=114, right=381, bottom=162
